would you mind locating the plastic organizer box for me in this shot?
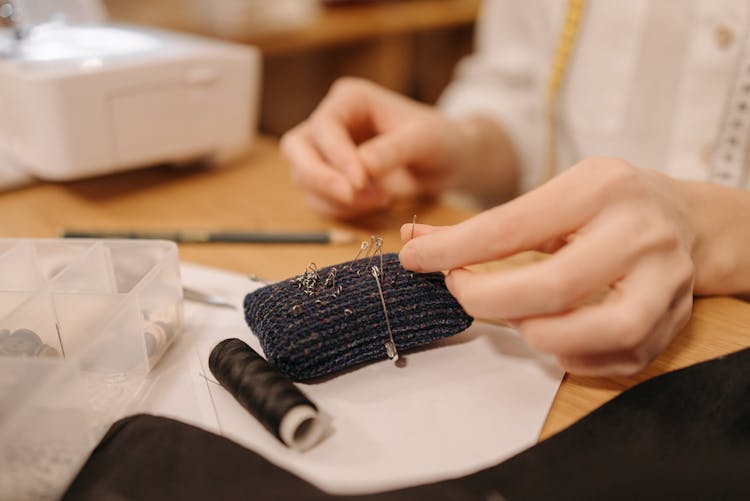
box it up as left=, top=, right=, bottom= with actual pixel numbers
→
left=0, top=239, right=183, bottom=500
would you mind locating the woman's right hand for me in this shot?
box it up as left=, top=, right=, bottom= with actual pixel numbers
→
left=280, top=78, right=471, bottom=219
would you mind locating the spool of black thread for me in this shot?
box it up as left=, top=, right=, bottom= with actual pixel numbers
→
left=209, top=338, right=326, bottom=451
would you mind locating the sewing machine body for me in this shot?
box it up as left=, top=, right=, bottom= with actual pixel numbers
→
left=0, top=23, right=259, bottom=180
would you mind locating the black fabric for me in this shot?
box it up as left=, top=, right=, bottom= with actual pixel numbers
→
left=64, top=347, right=750, bottom=501
left=62, top=414, right=328, bottom=501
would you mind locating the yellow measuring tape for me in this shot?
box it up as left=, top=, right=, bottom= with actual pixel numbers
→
left=543, top=0, right=587, bottom=184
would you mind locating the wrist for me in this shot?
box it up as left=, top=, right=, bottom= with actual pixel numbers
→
left=676, top=179, right=750, bottom=296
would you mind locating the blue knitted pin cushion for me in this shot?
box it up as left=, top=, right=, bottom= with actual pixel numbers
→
left=243, top=252, right=473, bottom=381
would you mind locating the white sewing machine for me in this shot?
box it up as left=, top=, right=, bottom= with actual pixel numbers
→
left=0, top=0, right=260, bottom=189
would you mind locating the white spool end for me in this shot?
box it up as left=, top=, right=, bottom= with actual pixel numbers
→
left=278, top=404, right=327, bottom=452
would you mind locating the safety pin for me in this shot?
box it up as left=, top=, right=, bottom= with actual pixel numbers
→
left=348, top=241, right=369, bottom=272
left=363, top=235, right=384, bottom=276
left=371, top=265, right=398, bottom=361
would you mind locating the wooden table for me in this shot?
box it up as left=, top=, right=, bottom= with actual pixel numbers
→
left=2, top=136, right=749, bottom=440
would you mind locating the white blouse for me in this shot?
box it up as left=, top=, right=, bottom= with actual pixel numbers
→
left=439, top=0, right=750, bottom=193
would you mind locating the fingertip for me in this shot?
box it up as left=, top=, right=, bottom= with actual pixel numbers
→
left=399, top=224, right=412, bottom=243
left=334, top=177, right=355, bottom=204
left=399, top=223, right=439, bottom=243
left=399, top=222, right=418, bottom=243
left=278, top=124, right=302, bottom=156
left=398, top=244, right=423, bottom=272
left=347, top=163, right=368, bottom=191
left=358, top=144, right=379, bottom=173
left=359, top=142, right=392, bottom=179
left=444, top=268, right=477, bottom=314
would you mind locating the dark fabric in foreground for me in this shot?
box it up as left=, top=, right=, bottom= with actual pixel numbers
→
left=244, top=252, right=473, bottom=381
left=65, top=348, right=750, bottom=501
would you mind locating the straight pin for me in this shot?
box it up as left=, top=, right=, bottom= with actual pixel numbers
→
left=411, top=214, right=417, bottom=240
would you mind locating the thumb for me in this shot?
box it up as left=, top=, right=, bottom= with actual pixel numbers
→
left=358, top=125, right=433, bottom=179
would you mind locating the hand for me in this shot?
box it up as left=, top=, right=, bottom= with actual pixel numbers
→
left=399, top=158, right=698, bottom=376
left=280, top=78, right=477, bottom=219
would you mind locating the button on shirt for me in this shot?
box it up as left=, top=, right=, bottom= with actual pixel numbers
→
left=439, top=0, right=750, bottom=193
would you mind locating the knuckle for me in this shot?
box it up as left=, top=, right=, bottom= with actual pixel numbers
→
left=576, top=157, right=639, bottom=195
left=482, top=213, right=525, bottom=256
left=628, top=210, right=684, bottom=256
left=600, top=159, right=639, bottom=192
left=654, top=220, right=680, bottom=248
left=539, top=272, right=576, bottom=311
left=638, top=218, right=680, bottom=254
left=610, top=308, right=649, bottom=351
left=574, top=156, right=627, bottom=174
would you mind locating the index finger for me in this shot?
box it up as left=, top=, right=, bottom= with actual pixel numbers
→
left=308, top=112, right=368, bottom=190
left=399, top=223, right=443, bottom=243
left=308, top=81, right=387, bottom=190
left=399, top=162, right=614, bottom=272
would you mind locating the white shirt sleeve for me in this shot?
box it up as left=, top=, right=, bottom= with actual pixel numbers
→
left=438, top=0, right=549, bottom=193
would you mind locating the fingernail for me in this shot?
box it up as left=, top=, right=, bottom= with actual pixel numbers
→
left=400, top=223, right=411, bottom=242
left=359, top=148, right=382, bottom=178
left=351, top=166, right=367, bottom=191
left=359, top=147, right=376, bottom=169
left=335, top=179, right=354, bottom=203
left=399, top=245, right=423, bottom=272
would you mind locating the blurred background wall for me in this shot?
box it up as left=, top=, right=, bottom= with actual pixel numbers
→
left=104, top=0, right=478, bottom=136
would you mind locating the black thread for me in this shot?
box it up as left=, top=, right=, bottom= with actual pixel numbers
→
left=208, top=338, right=317, bottom=444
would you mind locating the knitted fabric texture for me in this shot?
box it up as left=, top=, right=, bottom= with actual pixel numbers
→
left=243, top=253, right=473, bottom=381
